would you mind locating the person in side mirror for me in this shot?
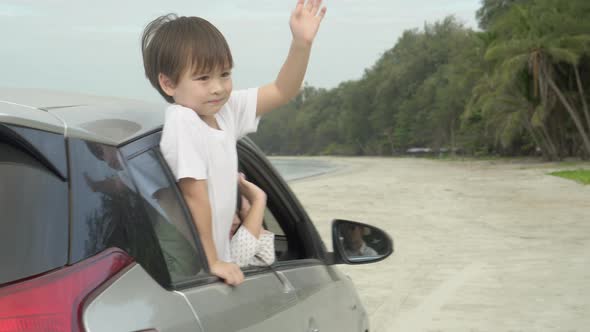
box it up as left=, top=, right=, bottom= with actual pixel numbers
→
left=230, top=174, right=276, bottom=267
left=141, top=0, right=326, bottom=286
left=342, top=224, right=378, bottom=257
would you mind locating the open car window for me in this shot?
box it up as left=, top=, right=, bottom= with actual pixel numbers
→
left=121, top=132, right=323, bottom=284
left=237, top=140, right=323, bottom=264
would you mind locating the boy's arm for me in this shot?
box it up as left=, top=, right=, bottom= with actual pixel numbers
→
left=256, top=0, right=327, bottom=116
left=178, top=178, right=244, bottom=286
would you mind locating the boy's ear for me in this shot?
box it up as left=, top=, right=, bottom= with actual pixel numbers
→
left=158, top=73, right=176, bottom=97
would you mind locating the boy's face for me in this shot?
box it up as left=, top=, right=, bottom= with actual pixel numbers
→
left=164, top=65, right=233, bottom=117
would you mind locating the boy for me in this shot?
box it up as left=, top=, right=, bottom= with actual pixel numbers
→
left=141, top=0, right=326, bottom=286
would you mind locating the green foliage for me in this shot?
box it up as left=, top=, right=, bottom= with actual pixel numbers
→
left=476, top=0, right=530, bottom=30
left=252, top=0, right=590, bottom=159
left=550, top=169, right=590, bottom=184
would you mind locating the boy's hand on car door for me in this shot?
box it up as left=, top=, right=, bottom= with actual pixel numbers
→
left=210, top=260, right=244, bottom=286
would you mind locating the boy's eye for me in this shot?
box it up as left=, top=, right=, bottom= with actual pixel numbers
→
left=221, top=71, right=231, bottom=78
left=194, top=75, right=209, bottom=81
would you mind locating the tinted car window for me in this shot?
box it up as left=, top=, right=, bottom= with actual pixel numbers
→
left=0, top=143, right=68, bottom=285
left=5, top=124, right=67, bottom=179
left=68, top=139, right=170, bottom=286
left=127, top=149, right=203, bottom=283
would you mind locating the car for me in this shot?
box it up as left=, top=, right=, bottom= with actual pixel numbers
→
left=0, top=88, right=393, bottom=332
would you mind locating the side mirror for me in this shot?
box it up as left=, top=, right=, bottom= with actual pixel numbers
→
left=331, top=219, right=393, bottom=265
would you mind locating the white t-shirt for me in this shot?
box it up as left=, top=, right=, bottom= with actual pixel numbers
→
left=160, top=88, right=259, bottom=262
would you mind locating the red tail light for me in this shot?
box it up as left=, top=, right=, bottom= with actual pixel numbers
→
left=0, top=248, right=134, bottom=332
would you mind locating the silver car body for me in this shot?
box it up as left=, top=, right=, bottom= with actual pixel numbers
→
left=0, top=88, right=374, bottom=332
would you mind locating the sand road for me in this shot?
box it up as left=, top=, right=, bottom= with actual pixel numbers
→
left=287, top=157, right=590, bottom=332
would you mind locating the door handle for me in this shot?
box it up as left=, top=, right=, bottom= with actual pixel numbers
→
left=273, top=270, right=295, bottom=294
left=254, top=257, right=295, bottom=294
left=308, top=317, right=319, bottom=332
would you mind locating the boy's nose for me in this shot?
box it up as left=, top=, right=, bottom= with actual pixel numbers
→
left=210, top=79, right=223, bottom=94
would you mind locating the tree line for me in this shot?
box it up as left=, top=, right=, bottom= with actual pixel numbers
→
left=252, top=0, right=590, bottom=160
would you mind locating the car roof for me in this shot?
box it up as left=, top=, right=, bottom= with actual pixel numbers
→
left=0, top=88, right=167, bottom=146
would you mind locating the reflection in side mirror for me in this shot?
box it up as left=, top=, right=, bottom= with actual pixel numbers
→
left=332, top=219, right=393, bottom=265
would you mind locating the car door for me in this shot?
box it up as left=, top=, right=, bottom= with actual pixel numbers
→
left=121, top=132, right=303, bottom=332
left=237, top=138, right=368, bottom=332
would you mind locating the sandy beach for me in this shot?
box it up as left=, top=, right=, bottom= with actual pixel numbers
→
left=284, top=157, right=590, bottom=332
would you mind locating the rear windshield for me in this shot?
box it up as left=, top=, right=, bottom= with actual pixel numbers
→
left=0, top=143, right=68, bottom=285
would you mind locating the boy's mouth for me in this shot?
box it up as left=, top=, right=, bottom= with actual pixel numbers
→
left=207, top=98, right=224, bottom=104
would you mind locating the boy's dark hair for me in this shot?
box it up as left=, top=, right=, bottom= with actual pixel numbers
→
left=141, top=14, right=234, bottom=103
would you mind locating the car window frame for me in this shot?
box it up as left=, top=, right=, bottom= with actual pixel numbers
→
left=120, top=130, right=328, bottom=289
left=123, top=132, right=263, bottom=288
left=236, top=138, right=328, bottom=270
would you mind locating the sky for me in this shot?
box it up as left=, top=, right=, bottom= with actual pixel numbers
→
left=0, top=0, right=481, bottom=102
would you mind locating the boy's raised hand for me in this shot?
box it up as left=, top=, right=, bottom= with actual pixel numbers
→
left=256, top=0, right=327, bottom=116
left=290, top=0, right=327, bottom=46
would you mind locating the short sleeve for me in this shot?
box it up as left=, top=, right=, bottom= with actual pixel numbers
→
left=225, top=88, right=260, bottom=139
left=230, top=227, right=259, bottom=267
left=160, top=107, right=208, bottom=181
left=253, top=231, right=275, bottom=266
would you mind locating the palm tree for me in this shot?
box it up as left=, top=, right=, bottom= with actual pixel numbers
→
left=466, top=71, right=560, bottom=159
left=484, top=0, right=590, bottom=156
left=476, top=0, right=529, bottom=29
